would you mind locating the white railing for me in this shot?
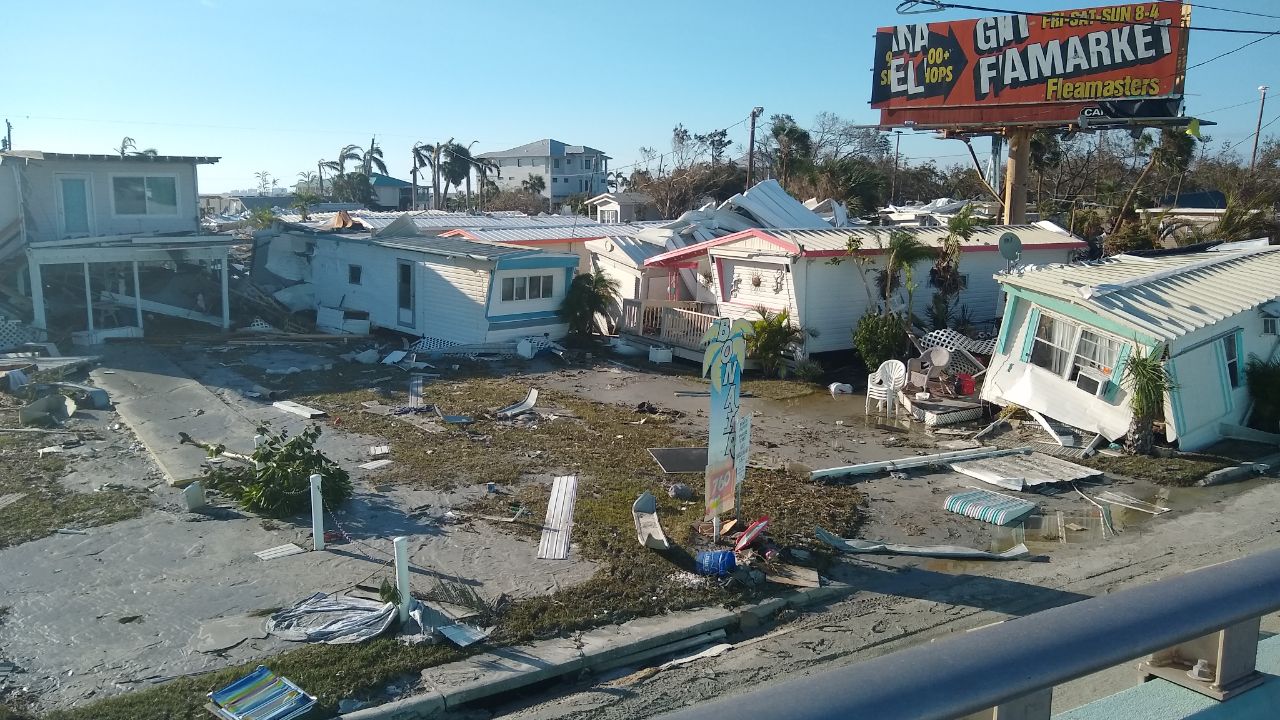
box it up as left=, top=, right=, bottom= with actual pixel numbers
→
left=620, top=299, right=715, bottom=351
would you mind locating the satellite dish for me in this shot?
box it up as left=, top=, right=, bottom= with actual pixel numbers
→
left=998, top=232, right=1023, bottom=263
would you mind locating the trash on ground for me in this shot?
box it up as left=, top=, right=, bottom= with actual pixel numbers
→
left=53, top=382, right=110, bottom=410
left=191, top=614, right=269, bottom=654
left=438, top=623, right=489, bottom=647
left=950, top=451, right=1102, bottom=491
left=496, top=388, right=539, bottom=419
left=648, top=447, right=709, bottom=474
left=182, top=481, right=208, bottom=512
left=434, top=406, right=473, bottom=424
left=37, top=445, right=63, bottom=457
left=369, top=445, right=390, bottom=457
left=944, top=488, right=1038, bottom=526
left=828, top=382, right=853, bottom=397
left=1094, top=490, right=1171, bottom=515
left=272, top=400, right=326, bottom=419
left=734, top=517, right=770, bottom=552
left=536, top=475, right=578, bottom=560
left=667, top=482, right=693, bottom=500
left=359, top=459, right=393, bottom=471
left=54, top=528, right=88, bottom=535
left=815, top=526, right=1030, bottom=560
left=633, top=491, right=670, bottom=551
left=206, top=664, right=316, bottom=720
left=19, top=393, right=78, bottom=426
left=695, top=550, right=736, bottom=576
left=350, top=348, right=380, bottom=364
left=265, top=592, right=398, bottom=644
left=254, top=543, right=306, bottom=561
left=381, top=350, right=408, bottom=365
left=811, top=446, right=1031, bottom=480
left=764, top=563, right=820, bottom=588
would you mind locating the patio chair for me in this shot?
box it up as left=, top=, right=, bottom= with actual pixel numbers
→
left=865, top=360, right=907, bottom=416
left=206, top=665, right=316, bottom=720
left=907, top=346, right=953, bottom=395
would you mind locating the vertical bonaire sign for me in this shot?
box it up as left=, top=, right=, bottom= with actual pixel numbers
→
left=702, top=317, right=754, bottom=519
left=871, top=2, right=1190, bottom=124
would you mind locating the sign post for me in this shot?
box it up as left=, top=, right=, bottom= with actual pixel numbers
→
left=702, top=318, right=754, bottom=522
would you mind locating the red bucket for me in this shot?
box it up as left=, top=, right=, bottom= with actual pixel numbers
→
left=957, top=373, right=976, bottom=395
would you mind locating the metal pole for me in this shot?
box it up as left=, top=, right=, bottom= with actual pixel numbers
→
left=890, top=131, right=902, bottom=205
left=392, top=536, right=412, bottom=622
left=1003, top=128, right=1032, bottom=224
left=310, top=473, right=325, bottom=551
left=1251, top=85, right=1269, bottom=171
left=746, top=106, right=763, bottom=191
left=132, top=260, right=143, bottom=331
left=29, top=260, right=46, bottom=331
left=220, top=255, right=230, bottom=330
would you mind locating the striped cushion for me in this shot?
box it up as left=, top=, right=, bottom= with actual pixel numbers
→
left=945, top=489, right=1036, bottom=526
left=208, top=666, right=316, bottom=720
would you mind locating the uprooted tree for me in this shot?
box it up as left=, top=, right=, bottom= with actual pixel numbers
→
left=197, top=424, right=352, bottom=518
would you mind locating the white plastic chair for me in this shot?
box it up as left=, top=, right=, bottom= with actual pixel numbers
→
left=866, top=360, right=907, bottom=416
left=907, top=347, right=953, bottom=394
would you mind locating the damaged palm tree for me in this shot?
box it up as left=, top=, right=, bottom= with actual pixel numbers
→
left=1123, top=347, right=1174, bottom=456
left=201, top=425, right=352, bottom=518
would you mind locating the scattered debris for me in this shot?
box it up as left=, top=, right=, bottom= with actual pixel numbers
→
left=764, top=563, right=820, bottom=588
left=438, top=623, right=489, bottom=648
left=54, top=528, right=88, bottom=535
left=434, top=407, right=473, bottom=424
left=272, top=400, right=326, bottom=419
left=632, top=491, right=670, bottom=551
left=734, top=517, right=770, bottom=552
left=254, top=543, right=306, bottom=561
left=350, top=348, right=380, bottom=365
left=381, top=351, right=408, bottom=365
left=1065, top=522, right=1088, bottom=532
left=117, top=615, right=142, bottom=624
left=369, top=445, right=391, bottom=458
left=359, top=459, right=393, bottom=471
left=695, top=550, right=736, bottom=576
left=649, top=447, right=709, bottom=474
left=811, top=446, right=1032, bottom=480
left=53, top=382, right=110, bottom=410
left=828, top=382, right=853, bottom=397
left=496, top=388, right=539, bottom=419
left=265, top=593, right=398, bottom=644
left=950, top=452, right=1102, bottom=491
left=536, top=475, right=578, bottom=560
left=944, top=488, right=1038, bottom=526
left=37, top=445, right=63, bottom=457
left=191, top=615, right=271, bottom=654
left=815, top=526, right=1030, bottom=560
left=0, top=492, right=25, bottom=511
left=1095, top=490, right=1171, bottom=515
left=667, top=483, right=693, bottom=501
left=207, top=665, right=316, bottom=720
left=182, top=482, right=208, bottom=512
left=19, top=393, right=77, bottom=426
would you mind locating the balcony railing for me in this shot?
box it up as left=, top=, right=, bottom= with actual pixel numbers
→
left=620, top=299, right=716, bottom=351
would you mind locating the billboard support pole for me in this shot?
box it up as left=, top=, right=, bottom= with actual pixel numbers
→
left=1002, top=129, right=1031, bottom=225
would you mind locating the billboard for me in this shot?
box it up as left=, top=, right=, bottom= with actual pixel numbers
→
left=871, top=2, right=1190, bottom=126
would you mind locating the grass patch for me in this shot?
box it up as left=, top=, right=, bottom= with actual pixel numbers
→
left=0, top=434, right=149, bottom=549
left=49, top=372, right=862, bottom=720
left=1077, top=454, right=1233, bottom=486
left=741, top=378, right=820, bottom=401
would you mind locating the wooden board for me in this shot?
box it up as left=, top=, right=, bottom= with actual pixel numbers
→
left=359, top=459, right=393, bottom=471
left=254, top=543, right=305, bottom=561
left=765, top=563, right=820, bottom=588
left=272, top=400, right=326, bottom=419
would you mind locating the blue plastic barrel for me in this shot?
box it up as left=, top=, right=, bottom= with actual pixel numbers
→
left=695, top=550, right=737, bottom=576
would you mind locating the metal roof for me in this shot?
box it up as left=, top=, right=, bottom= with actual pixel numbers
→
left=585, top=235, right=668, bottom=266
left=1000, top=246, right=1280, bottom=342
left=773, top=224, right=1086, bottom=255
left=445, top=224, right=641, bottom=243
left=2, top=150, right=219, bottom=164
left=476, top=139, right=607, bottom=159
left=586, top=192, right=653, bottom=206
left=370, top=173, right=412, bottom=187
left=370, top=234, right=539, bottom=260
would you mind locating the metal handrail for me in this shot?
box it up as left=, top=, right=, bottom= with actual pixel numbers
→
left=657, top=547, right=1280, bottom=720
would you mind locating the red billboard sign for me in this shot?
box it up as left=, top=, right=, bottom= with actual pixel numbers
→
left=871, top=2, right=1190, bottom=127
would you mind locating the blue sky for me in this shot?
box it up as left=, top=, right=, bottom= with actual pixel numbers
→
left=2, top=0, right=1277, bottom=192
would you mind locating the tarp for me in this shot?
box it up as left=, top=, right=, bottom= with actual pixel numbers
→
left=265, top=593, right=398, bottom=644
left=816, top=526, right=1030, bottom=560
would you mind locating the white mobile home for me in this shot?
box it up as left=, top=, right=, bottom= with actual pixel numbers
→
left=278, top=228, right=579, bottom=345
left=583, top=235, right=670, bottom=324
left=629, top=223, right=1086, bottom=358
left=980, top=245, right=1280, bottom=451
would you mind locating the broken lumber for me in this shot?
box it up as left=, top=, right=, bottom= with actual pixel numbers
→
left=272, top=400, right=326, bottom=419
left=810, top=446, right=1032, bottom=480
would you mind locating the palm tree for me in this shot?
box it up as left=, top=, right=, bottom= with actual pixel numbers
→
left=472, top=157, right=499, bottom=210
left=438, top=142, right=471, bottom=210
left=1110, top=129, right=1195, bottom=248
left=1206, top=192, right=1278, bottom=242
left=411, top=143, right=427, bottom=210
left=253, top=171, right=273, bottom=196
left=412, top=139, right=453, bottom=210
left=877, top=230, right=936, bottom=315
left=606, top=171, right=629, bottom=193
left=560, top=270, right=620, bottom=337
left=321, top=144, right=363, bottom=177
left=460, top=141, right=479, bottom=210
left=360, top=137, right=387, bottom=177
left=114, top=137, right=158, bottom=158
left=1124, top=347, right=1174, bottom=455
left=747, top=306, right=808, bottom=378
left=116, top=137, right=136, bottom=157
left=522, top=173, right=547, bottom=196
left=296, top=170, right=318, bottom=194
left=316, top=160, right=328, bottom=196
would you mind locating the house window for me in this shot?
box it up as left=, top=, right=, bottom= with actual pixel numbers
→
left=501, top=274, right=554, bottom=301
left=551, top=177, right=558, bottom=183
left=1223, top=333, right=1241, bottom=388
left=348, top=264, right=362, bottom=285
left=583, top=157, right=593, bottom=171
left=601, top=209, right=619, bottom=223
left=517, top=158, right=522, bottom=167
left=112, top=175, right=178, bottom=216
left=1265, top=317, right=1278, bottom=335
left=397, top=263, right=412, bottom=309
left=1029, top=312, right=1121, bottom=381
left=554, top=159, right=560, bottom=168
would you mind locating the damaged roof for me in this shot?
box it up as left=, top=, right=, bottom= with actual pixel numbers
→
left=2, top=150, right=220, bottom=164
left=584, top=235, right=668, bottom=266
left=1000, top=245, right=1280, bottom=341
left=440, top=224, right=641, bottom=244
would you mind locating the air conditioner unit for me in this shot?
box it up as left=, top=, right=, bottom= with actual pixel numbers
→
left=1075, top=368, right=1109, bottom=398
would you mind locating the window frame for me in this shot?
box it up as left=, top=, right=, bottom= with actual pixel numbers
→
left=1264, top=317, right=1278, bottom=336
left=109, top=172, right=180, bottom=218
left=1223, top=333, right=1241, bottom=389
left=1028, top=311, right=1123, bottom=383
left=348, top=264, right=363, bottom=285
left=499, top=273, right=555, bottom=302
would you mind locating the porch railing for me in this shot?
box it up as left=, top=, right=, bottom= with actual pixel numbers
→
left=620, top=299, right=715, bottom=351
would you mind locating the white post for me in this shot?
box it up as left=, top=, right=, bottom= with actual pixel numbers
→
left=220, top=255, right=231, bottom=330
left=392, top=536, right=411, bottom=623
left=28, top=260, right=46, bottom=331
left=310, top=473, right=324, bottom=551
left=82, top=261, right=94, bottom=333
left=132, top=260, right=143, bottom=331
left=254, top=434, right=266, bottom=471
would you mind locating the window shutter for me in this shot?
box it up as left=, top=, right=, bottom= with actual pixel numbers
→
left=997, top=297, right=1018, bottom=354
left=1216, top=339, right=1235, bottom=412
left=1019, top=308, right=1040, bottom=362
left=1105, top=343, right=1132, bottom=401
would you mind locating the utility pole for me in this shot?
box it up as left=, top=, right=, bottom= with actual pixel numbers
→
left=3, top=120, right=11, bottom=152
left=745, top=106, right=764, bottom=191
left=1252, top=85, right=1269, bottom=171
left=890, top=130, right=903, bottom=205
left=317, top=160, right=326, bottom=197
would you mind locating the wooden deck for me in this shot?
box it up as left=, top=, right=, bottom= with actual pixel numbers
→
left=619, top=299, right=718, bottom=361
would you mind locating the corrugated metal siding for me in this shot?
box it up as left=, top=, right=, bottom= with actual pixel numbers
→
left=801, top=258, right=879, bottom=353
left=458, top=224, right=640, bottom=243
left=776, top=224, right=1083, bottom=253
left=420, top=257, right=489, bottom=345
left=720, top=259, right=793, bottom=311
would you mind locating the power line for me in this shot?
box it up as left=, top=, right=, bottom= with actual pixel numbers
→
left=1187, top=33, right=1275, bottom=69
left=1197, top=97, right=1262, bottom=115
left=900, top=1, right=1280, bottom=34
left=1190, top=3, right=1280, bottom=20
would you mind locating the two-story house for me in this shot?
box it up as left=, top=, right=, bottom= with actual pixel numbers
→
left=477, top=139, right=610, bottom=208
left=0, top=150, right=238, bottom=343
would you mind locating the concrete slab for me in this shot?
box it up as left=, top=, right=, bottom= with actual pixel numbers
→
left=423, top=639, right=585, bottom=707
left=342, top=690, right=445, bottom=720
left=576, top=606, right=737, bottom=667
left=190, top=614, right=269, bottom=653
left=91, top=346, right=259, bottom=485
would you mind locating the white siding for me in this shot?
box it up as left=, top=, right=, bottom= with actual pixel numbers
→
left=797, top=258, right=880, bottom=353
left=487, top=321, right=569, bottom=343
left=486, top=267, right=565, bottom=318
left=13, top=158, right=200, bottom=242
left=419, top=257, right=489, bottom=344
left=710, top=255, right=801, bottom=331
left=1166, top=312, right=1265, bottom=450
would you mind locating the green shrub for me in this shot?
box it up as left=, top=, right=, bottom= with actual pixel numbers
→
left=209, top=425, right=351, bottom=518
left=747, top=306, right=807, bottom=378
left=853, top=313, right=908, bottom=370
left=792, top=358, right=825, bottom=383
left=1245, top=355, right=1280, bottom=432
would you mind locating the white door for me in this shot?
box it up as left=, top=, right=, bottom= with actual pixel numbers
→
left=396, top=260, right=415, bottom=327
left=56, top=174, right=93, bottom=238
